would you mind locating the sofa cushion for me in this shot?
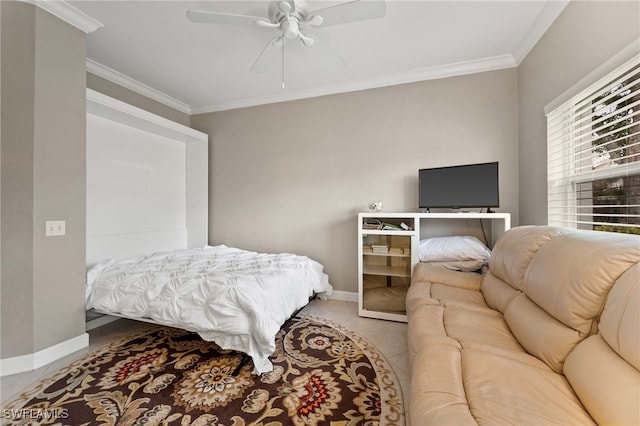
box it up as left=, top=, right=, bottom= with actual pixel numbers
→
left=461, top=343, right=596, bottom=425
left=410, top=340, right=596, bottom=425
left=407, top=304, right=449, bottom=363
left=598, top=263, right=640, bottom=370
left=407, top=263, right=487, bottom=320
left=564, top=336, right=639, bottom=426
left=407, top=263, right=485, bottom=310
left=408, top=302, right=525, bottom=363
left=504, top=294, right=584, bottom=373
left=406, top=281, right=440, bottom=313
left=429, top=283, right=486, bottom=307
left=412, top=263, right=483, bottom=292
left=482, top=271, right=520, bottom=313
left=563, top=263, right=640, bottom=425
left=443, top=305, right=524, bottom=353
left=488, top=226, right=571, bottom=291
left=410, top=343, right=476, bottom=425
left=523, top=230, right=640, bottom=335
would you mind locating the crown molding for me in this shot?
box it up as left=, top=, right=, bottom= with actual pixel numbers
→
left=87, top=54, right=517, bottom=116
left=23, top=0, right=103, bottom=33
left=512, top=0, right=570, bottom=65
left=87, top=88, right=206, bottom=142
left=87, top=59, right=192, bottom=115
left=190, top=54, right=518, bottom=114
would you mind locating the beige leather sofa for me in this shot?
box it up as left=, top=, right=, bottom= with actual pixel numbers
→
left=406, top=226, right=640, bottom=425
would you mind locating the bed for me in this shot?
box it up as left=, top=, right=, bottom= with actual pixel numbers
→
left=85, top=245, right=333, bottom=374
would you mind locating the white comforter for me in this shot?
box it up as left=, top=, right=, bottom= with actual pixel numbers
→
left=86, top=245, right=332, bottom=374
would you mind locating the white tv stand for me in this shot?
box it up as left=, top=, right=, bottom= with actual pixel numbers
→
left=358, top=212, right=510, bottom=322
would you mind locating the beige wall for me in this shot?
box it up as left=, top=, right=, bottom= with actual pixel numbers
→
left=192, top=69, right=519, bottom=292
left=1, top=2, right=87, bottom=357
left=1, top=1, right=34, bottom=357
left=518, top=0, right=640, bottom=225
left=87, top=73, right=191, bottom=126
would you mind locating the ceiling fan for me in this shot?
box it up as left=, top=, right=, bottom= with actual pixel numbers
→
left=186, top=0, right=387, bottom=87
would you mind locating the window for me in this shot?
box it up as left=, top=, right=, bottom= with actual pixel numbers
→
left=547, top=53, right=640, bottom=234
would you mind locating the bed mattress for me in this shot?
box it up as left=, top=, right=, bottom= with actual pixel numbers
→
left=86, top=245, right=332, bottom=373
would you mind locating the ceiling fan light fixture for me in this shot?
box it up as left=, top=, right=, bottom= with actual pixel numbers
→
left=282, top=18, right=300, bottom=39
left=305, top=14, right=323, bottom=27
left=299, top=33, right=314, bottom=46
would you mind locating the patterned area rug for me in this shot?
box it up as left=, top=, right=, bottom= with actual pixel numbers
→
left=2, top=315, right=405, bottom=425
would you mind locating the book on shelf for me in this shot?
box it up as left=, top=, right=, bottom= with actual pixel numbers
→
left=382, top=222, right=402, bottom=230
left=389, top=247, right=403, bottom=255
left=363, top=218, right=383, bottom=230
left=371, top=244, right=389, bottom=253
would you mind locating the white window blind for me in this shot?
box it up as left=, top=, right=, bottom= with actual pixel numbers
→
left=547, top=54, right=640, bottom=234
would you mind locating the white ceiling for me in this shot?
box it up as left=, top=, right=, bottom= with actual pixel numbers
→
left=65, top=0, right=569, bottom=114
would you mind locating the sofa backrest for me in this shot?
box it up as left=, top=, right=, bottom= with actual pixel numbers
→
left=483, top=226, right=571, bottom=313
left=483, top=226, right=640, bottom=373
left=563, top=263, right=640, bottom=425
left=487, top=226, right=572, bottom=291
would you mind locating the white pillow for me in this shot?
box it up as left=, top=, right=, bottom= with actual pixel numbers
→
left=418, top=235, right=491, bottom=262
left=422, top=259, right=487, bottom=272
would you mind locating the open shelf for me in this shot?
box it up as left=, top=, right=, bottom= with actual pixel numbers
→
left=358, top=212, right=511, bottom=323
left=363, top=252, right=410, bottom=258
left=363, top=265, right=411, bottom=277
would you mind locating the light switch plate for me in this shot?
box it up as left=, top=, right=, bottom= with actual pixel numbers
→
left=45, top=220, right=66, bottom=237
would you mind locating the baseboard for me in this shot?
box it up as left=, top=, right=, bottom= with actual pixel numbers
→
left=0, top=333, right=89, bottom=377
left=326, top=290, right=358, bottom=303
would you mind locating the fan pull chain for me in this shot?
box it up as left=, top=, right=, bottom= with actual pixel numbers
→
left=281, top=36, right=285, bottom=89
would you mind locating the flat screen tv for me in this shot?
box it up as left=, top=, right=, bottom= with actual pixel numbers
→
left=419, top=162, right=499, bottom=211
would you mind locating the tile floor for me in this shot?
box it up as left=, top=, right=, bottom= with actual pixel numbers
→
left=1, top=299, right=410, bottom=420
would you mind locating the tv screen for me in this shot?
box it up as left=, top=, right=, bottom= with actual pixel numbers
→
left=419, top=162, right=499, bottom=210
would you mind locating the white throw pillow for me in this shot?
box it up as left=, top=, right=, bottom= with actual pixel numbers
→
left=418, top=235, right=491, bottom=262
left=422, top=259, right=487, bottom=272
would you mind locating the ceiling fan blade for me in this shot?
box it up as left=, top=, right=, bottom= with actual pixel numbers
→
left=300, top=14, right=323, bottom=28
left=278, top=1, right=292, bottom=15
left=311, top=0, right=386, bottom=27
left=186, top=10, right=266, bottom=26
left=251, top=37, right=282, bottom=73
left=306, top=36, right=347, bottom=70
